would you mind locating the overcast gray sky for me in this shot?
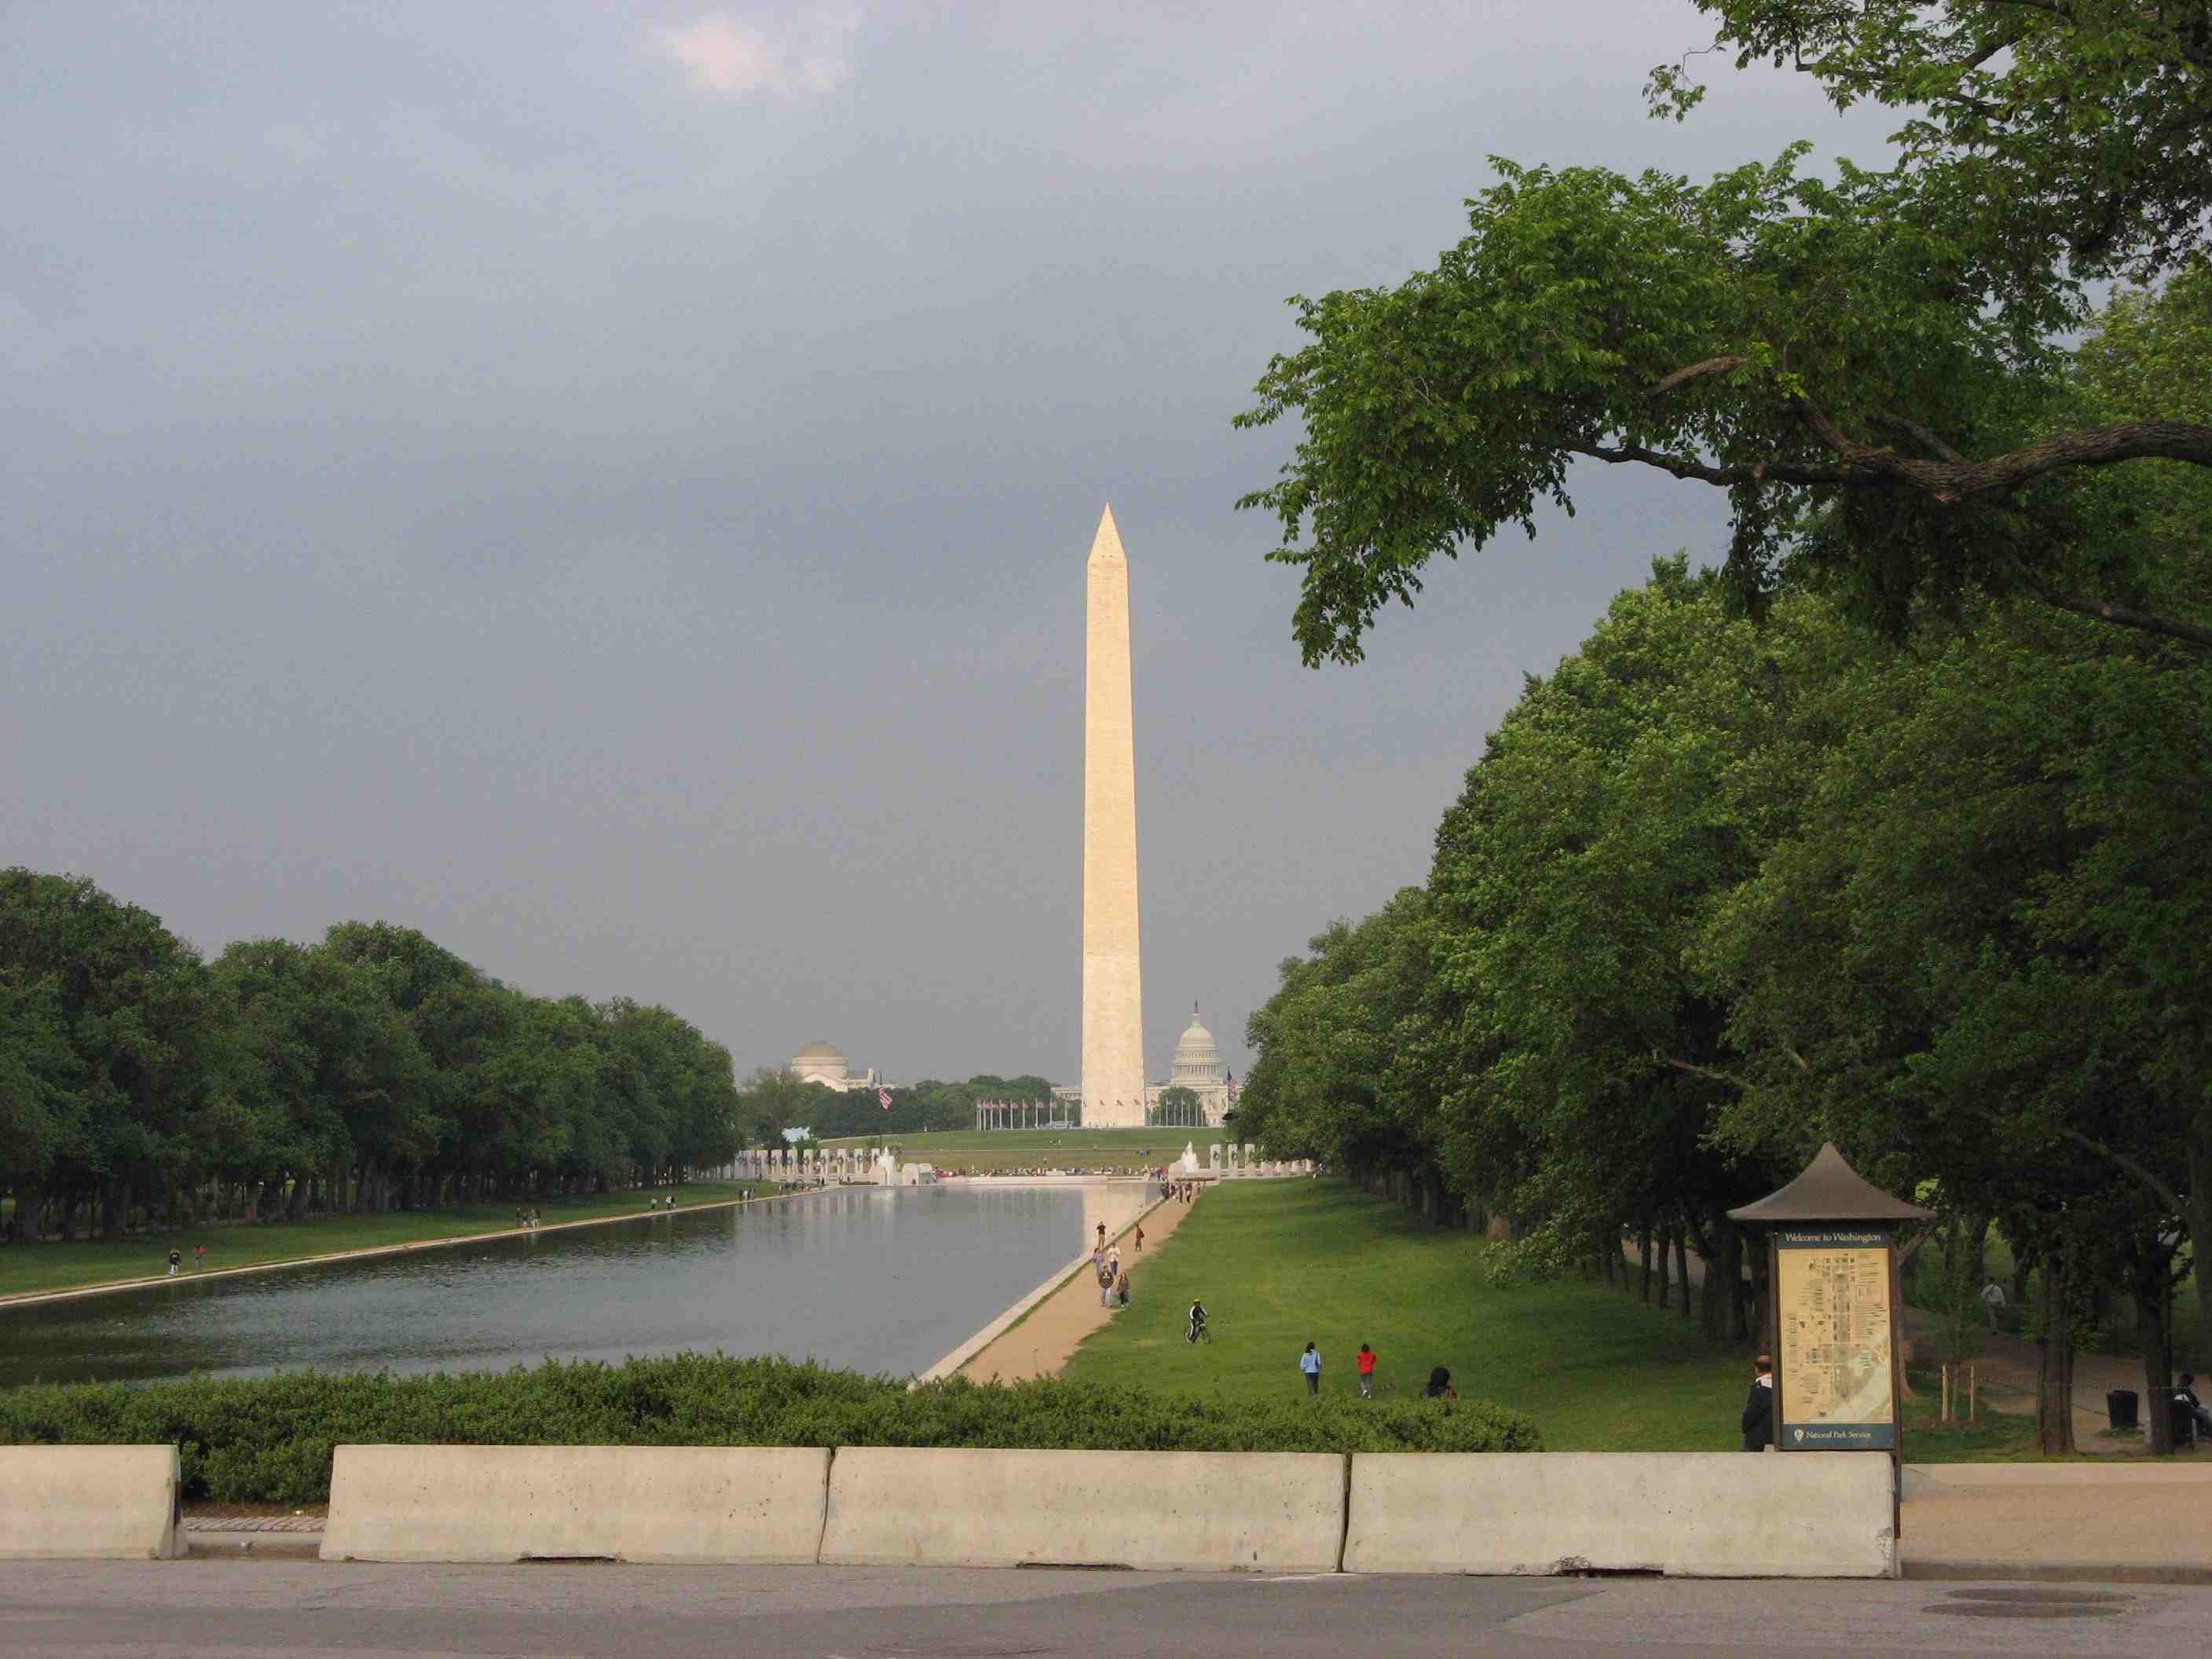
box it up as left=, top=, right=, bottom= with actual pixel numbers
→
left=2, top=2, right=1893, bottom=1086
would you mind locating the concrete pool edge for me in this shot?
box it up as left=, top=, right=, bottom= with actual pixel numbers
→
left=0, top=1189, right=808, bottom=1313
left=912, top=1191, right=1166, bottom=1384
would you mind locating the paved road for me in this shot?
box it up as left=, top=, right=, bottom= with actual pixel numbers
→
left=8, top=1562, right=2212, bottom=1657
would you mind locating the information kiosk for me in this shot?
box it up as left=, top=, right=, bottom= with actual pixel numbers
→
left=1727, top=1144, right=1932, bottom=1528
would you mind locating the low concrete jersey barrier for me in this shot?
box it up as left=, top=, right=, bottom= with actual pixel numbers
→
left=819, top=1446, right=1346, bottom=1571
left=320, top=1445, right=831, bottom=1563
left=0, top=1445, right=182, bottom=1560
left=1344, top=1452, right=1895, bottom=1578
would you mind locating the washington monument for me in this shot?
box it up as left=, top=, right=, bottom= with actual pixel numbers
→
left=1082, top=505, right=1145, bottom=1127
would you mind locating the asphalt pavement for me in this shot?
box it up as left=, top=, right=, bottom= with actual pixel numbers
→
left=9, top=1560, right=2212, bottom=1658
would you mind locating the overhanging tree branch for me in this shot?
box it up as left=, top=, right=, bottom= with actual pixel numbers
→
left=1648, top=354, right=1750, bottom=395
left=2053, top=1124, right=2187, bottom=1218
left=2023, top=583, right=2212, bottom=650
left=1569, top=441, right=1852, bottom=488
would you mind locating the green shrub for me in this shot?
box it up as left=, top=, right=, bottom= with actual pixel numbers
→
left=0, top=1353, right=1540, bottom=1503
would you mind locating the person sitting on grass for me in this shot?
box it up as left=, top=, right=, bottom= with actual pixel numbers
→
left=1423, top=1366, right=1456, bottom=1400
left=2179, top=1374, right=2211, bottom=1441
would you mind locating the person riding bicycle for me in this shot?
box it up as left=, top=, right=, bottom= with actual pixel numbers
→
left=1186, top=1298, right=1210, bottom=1343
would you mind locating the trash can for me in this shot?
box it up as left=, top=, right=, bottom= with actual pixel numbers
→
left=2108, top=1389, right=2139, bottom=1430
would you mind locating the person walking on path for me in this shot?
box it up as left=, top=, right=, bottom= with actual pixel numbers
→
left=1299, top=1342, right=1322, bottom=1396
left=166, top=1247, right=181, bottom=1277
left=1095, top=1250, right=1113, bottom=1308
left=1979, top=1280, right=2008, bottom=1331
left=192, top=1244, right=205, bottom=1272
left=1134, top=1223, right=1144, bottom=1252
left=1356, top=1342, right=1377, bottom=1397
left=1116, top=1265, right=1130, bottom=1308
left=1741, top=1353, right=1776, bottom=1451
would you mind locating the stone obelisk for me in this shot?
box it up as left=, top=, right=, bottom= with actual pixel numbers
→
left=1082, top=505, right=1145, bottom=1127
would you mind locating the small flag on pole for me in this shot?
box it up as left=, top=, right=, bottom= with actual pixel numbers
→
left=878, top=1087, right=892, bottom=1110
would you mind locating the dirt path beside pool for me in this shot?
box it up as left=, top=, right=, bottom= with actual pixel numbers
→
left=958, top=1187, right=1203, bottom=1382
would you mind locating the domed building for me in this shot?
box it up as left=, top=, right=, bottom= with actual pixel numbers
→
left=1145, top=1004, right=1233, bottom=1126
left=789, top=1042, right=881, bottom=1093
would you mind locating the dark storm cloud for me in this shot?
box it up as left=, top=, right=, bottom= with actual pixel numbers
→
left=0, top=2, right=1892, bottom=1083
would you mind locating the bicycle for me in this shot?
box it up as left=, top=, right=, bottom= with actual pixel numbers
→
left=1185, top=1319, right=1214, bottom=1345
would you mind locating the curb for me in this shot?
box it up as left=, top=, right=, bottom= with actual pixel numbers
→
left=186, top=1533, right=324, bottom=1560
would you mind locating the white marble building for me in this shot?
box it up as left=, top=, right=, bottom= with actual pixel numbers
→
left=789, top=1042, right=881, bottom=1093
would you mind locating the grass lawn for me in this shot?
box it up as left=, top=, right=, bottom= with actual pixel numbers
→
left=0, top=1181, right=768, bottom=1302
left=1065, top=1179, right=2037, bottom=1457
left=1064, top=1181, right=1750, bottom=1451
left=1896, top=1376, right=2042, bottom=1462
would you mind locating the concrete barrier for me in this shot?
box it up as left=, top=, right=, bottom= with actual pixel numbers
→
left=819, top=1447, right=1346, bottom=1570
left=320, top=1445, right=831, bottom=1563
left=1344, top=1452, right=1895, bottom=1578
left=0, top=1445, right=182, bottom=1559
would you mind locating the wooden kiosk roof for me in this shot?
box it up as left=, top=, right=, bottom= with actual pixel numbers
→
left=1727, top=1142, right=1933, bottom=1225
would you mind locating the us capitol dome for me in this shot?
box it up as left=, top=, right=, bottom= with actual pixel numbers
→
left=1143, top=1004, right=1232, bottom=1126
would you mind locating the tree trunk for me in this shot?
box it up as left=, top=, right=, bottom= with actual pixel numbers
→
left=8, top=1185, right=41, bottom=1245
left=2035, top=1254, right=2076, bottom=1458
left=1723, top=1225, right=1749, bottom=1340
left=1674, top=1229, right=1693, bottom=1319
left=1655, top=1227, right=1672, bottom=1309
left=1748, top=1236, right=1771, bottom=1351
left=2189, top=1138, right=2211, bottom=1370
left=1638, top=1225, right=1654, bottom=1303
left=1963, top=1214, right=1991, bottom=1297
left=2139, top=1260, right=2174, bottom=1456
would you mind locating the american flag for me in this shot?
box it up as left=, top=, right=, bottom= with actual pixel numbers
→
left=878, top=1086, right=893, bottom=1110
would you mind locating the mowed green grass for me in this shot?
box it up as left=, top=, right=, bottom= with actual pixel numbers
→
left=0, top=1181, right=767, bottom=1302
left=1064, top=1181, right=1760, bottom=1452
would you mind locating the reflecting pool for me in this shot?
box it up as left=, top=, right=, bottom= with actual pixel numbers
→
left=1, top=1182, right=1153, bottom=1387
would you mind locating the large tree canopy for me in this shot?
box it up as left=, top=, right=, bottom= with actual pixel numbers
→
left=1238, top=4, right=2211, bottom=662
left=1650, top=2, right=2212, bottom=280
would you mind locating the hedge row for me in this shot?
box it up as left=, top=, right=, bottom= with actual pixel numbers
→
left=0, top=1353, right=1540, bottom=1503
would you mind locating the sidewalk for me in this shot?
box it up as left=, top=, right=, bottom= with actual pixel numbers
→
left=1902, top=1463, right=2212, bottom=1583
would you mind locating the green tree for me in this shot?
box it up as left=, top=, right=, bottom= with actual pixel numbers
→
left=0, top=870, right=226, bottom=1241
left=210, top=938, right=436, bottom=1221
left=1236, top=8, right=2212, bottom=660
left=1649, top=2, right=2212, bottom=280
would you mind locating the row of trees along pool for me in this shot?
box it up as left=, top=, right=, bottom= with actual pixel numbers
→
left=0, top=872, right=749, bottom=1243
left=1229, top=2, right=2210, bottom=1456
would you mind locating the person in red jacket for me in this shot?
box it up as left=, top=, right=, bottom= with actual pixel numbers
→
left=1356, top=1342, right=1378, bottom=1397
